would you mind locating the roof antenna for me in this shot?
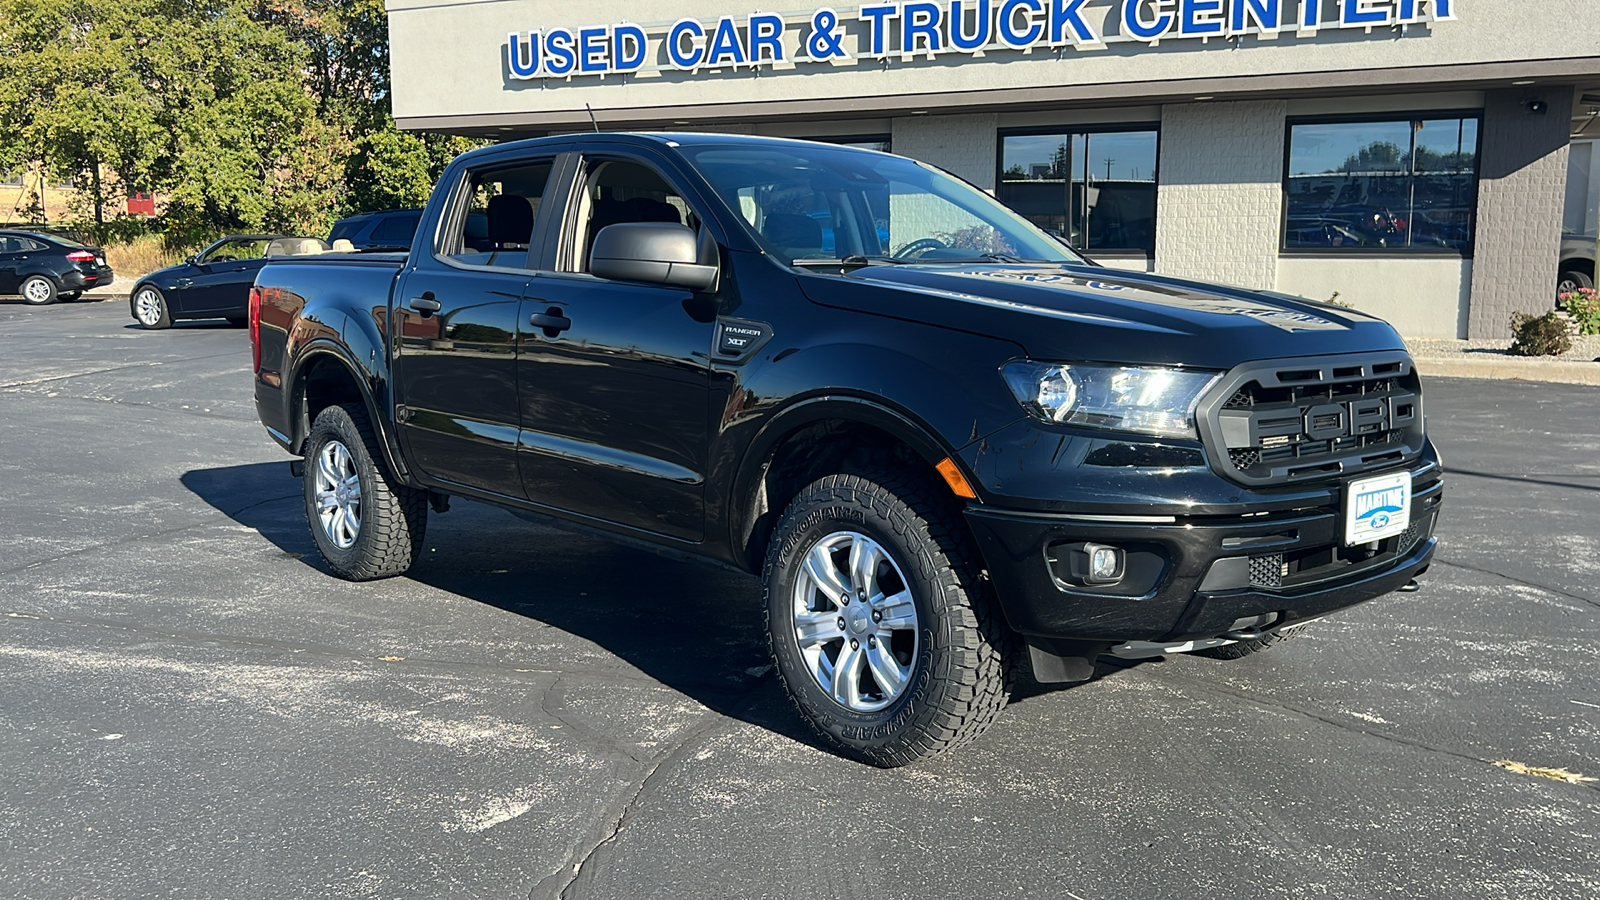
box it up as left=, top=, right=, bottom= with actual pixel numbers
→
left=585, top=104, right=600, bottom=133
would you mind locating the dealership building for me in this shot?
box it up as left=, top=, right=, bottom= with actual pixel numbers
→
left=387, top=0, right=1600, bottom=338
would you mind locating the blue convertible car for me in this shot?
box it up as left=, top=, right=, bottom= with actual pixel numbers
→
left=129, top=234, right=329, bottom=329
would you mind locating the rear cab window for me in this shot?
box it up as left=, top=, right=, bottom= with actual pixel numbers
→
left=437, top=162, right=555, bottom=269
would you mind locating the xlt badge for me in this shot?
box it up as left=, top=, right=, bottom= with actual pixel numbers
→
left=714, top=317, right=773, bottom=364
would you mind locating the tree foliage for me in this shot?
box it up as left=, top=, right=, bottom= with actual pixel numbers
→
left=0, top=0, right=482, bottom=243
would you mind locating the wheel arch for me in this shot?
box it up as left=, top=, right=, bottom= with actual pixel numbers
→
left=287, top=344, right=410, bottom=483
left=728, top=396, right=976, bottom=574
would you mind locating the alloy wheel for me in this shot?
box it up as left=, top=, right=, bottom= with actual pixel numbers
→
left=313, top=440, right=362, bottom=549
left=23, top=278, right=53, bottom=304
left=792, top=531, right=920, bottom=712
left=135, top=289, right=163, bottom=326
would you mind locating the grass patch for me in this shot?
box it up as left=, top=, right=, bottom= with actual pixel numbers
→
left=1493, top=759, right=1598, bottom=784
left=104, top=235, right=189, bottom=277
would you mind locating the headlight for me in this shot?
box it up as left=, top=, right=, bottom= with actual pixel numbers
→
left=1001, top=361, right=1220, bottom=439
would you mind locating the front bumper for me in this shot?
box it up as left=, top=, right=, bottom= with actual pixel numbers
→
left=964, top=464, right=1441, bottom=643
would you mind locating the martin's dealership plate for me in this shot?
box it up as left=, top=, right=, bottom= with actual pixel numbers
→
left=1345, top=471, right=1411, bottom=546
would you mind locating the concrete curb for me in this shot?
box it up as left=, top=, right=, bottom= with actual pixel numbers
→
left=1414, top=356, right=1600, bottom=386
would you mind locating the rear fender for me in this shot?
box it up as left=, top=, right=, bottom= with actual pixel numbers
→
left=285, top=338, right=411, bottom=484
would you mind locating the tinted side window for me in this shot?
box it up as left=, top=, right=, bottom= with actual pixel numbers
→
left=441, top=161, right=554, bottom=268
left=328, top=219, right=361, bottom=243
left=371, top=213, right=421, bottom=244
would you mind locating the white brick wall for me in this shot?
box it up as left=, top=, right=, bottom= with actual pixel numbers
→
left=1154, top=101, right=1287, bottom=290
left=892, top=114, right=999, bottom=191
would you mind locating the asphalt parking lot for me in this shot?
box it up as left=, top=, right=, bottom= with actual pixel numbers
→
left=2, top=297, right=1598, bottom=899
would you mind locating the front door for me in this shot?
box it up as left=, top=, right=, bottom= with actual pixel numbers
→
left=516, top=156, right=716, bottom=541
left=183, top=237, right=270, bottom=314
left=393, top=156, right=559, bottom=497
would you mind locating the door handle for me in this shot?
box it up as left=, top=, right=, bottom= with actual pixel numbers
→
left=529, top=309, right=571, bottom=335
left=408, top=293, right=440, bottom=315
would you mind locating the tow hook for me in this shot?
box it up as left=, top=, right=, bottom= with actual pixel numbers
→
left=1397, top=579, right=1421, bottom=593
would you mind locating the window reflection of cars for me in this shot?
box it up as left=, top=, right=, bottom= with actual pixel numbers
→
left=1285, top=217, right=1388, bottom=248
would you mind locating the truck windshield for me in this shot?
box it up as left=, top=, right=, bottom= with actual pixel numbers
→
left=679, top=142, right=1082, bottom=266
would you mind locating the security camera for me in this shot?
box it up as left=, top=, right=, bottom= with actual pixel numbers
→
left=1527, top=99, right=1548, bottom=114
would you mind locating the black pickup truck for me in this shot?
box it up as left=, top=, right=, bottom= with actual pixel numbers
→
left=250, top=134, right=1441, bottom=766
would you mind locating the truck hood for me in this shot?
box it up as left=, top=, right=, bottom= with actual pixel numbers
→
left=798, top=262, right=1407, bottom=369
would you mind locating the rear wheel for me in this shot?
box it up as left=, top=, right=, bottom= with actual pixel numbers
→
left=20, top=275, right=58, bottom=305
left=132, top=285, right=171, bottom=329
left=303, top=403, right=427, bottom=580
left=763, top=470, right=1009, bottom=767
left=1191, top=628, right=1301, bottom=660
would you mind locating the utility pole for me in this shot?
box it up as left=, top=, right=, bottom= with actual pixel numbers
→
left=1104, top=157, right=1115, bottom=180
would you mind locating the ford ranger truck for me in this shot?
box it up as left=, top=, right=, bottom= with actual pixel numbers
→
left=250, top=134, right=1441, bottom=767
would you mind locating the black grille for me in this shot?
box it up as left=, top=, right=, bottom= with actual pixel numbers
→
left=1249, top=554, right=1284, bottom=588
left=1203, top=354, right=1424, bottom=486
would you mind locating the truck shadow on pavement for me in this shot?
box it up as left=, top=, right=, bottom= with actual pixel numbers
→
left=182, top=462, right=846, bottom=752
left=183, top=462, right=1126, bottom=754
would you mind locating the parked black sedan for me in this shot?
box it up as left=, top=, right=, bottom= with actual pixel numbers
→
left=0, top=230, right=115, bottom=304
left=128, top=234, right=327, bottom=329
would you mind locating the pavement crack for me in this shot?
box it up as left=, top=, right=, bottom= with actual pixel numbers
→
left=536, top=674, right=776, bottom=900
left=1435, top=557, right=1600, bottom=610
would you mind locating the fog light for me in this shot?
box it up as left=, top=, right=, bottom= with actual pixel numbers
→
left=1090, top=545, right=1122, bottom=581
left=1064, top=542, right=1125, bottom=585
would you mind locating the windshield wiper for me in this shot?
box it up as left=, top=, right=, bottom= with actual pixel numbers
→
left=790, top=255, right=911, bottom=268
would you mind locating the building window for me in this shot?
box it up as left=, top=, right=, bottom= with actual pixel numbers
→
left=1284, top=115, right=1480, bottom=254
left=998, top=128, right=1158, bottom=254
left=806, top=135, right=892, bottom=154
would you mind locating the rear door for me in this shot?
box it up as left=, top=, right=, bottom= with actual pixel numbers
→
left=393, top=153, right=564, bottom=497
left=513, top=151, right=718, bottom=541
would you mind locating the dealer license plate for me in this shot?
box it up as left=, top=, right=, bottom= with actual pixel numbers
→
left=1344, top=470, right=1411, bottom=546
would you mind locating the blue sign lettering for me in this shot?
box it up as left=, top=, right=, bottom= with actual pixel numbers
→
left=503, top=1, right=1457, bottom=81
left=997, top=0, right=1044, bottom=49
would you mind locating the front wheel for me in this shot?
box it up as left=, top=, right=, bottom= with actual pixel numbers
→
left=1557, top=269, right=1593, bottom=295
left=764, top=471, right=1009, bottom=767
left=132, top=285, right=171, bottom=329
left=303, top=403, right=427, bottom=580
left=20, top=275, right=58, bottom=305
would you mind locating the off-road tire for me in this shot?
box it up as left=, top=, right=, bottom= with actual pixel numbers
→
left=764, top=470, right=1010, bottom=767
left=1192, top=628, right=1301, bottom=660
left=20, top=275, right=58, bottom=305
left=304, top=402, right=427, bottom=580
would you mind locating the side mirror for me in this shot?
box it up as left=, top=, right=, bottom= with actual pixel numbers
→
left=186, top=255, right=199, bottom=265
left=590, top=223, right=717, bottom=291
